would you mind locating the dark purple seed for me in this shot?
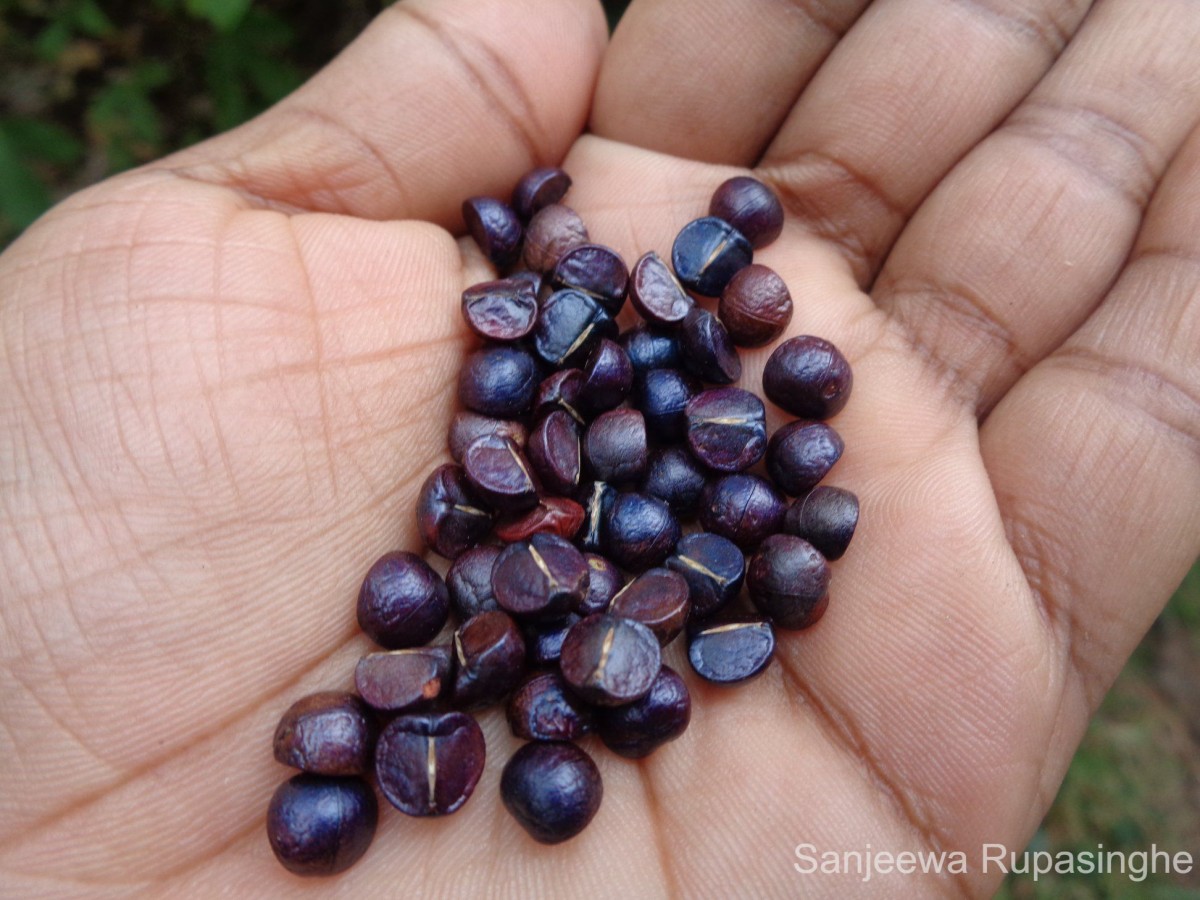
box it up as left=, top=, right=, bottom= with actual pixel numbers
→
left=607, top=568, right=690, bottom=645
left=448, top=411, right=528, bottom=464
left=559, top=613, right=662, bottom=706
left=784, top=486, right=859, bottom=560
left=492, top=533, right=589, bottom=620
left=671, top=216, right=753, bottom=297
left=699, top=474, right=786, bottom=548
left=416, top=464, right=495, bottom=559
left=583, top=408, right=648, bottom=485
left=507, top=672, right=594, bottom=742
left=495, top=497, right=585, bottom=543
left=642, top=446, right=708, bottom=517
left=762, top=335, right=853, bottom=420
left=667, top=532, right=745, bottom=620
left=523, top=204, right=589, bottom=273
left=580, top=480, right=616, bottom=553
left=534, top=289, right=618, bottom=368
left=595, top=666, right=691, bottom=759
left=718, top=264, right=793, bottom=347
left=273, top=692, right=376, bottom=776
left=709, top=176, right=784, bottom=249
left=680, top=306, right=742, bottom=385
left=523, top=613, right=580, bottom=667
left=580, top=553, right=625, bottom=617
left=604, top=491, right=681, bottom=571
left=620, top=324, right=683, bottom=377
left=747, top=533, right=831, bottom=630
left=533, top=369, right=587, bottom=425
left=508, top=269, right=543, bottom=295
left=687, top=620, right=775, bottom=684
left=550, top=243, right=629, bottom=316
left=766, top=420, right=844, bottom=496
left=446, top=545, right=502, bottom=620
left=685, top=387, right=767, bottom=472
left=527, top=410, right=582, bottom=496
left=356, top=551, right=450, bottom=649
left=463, top=197, right=523, bottom=270
left=462, top=434, right=540, bottom=513
left=458, top=344, right=540, bottom=418
left=636, top=368, right=700, bottom=444
left=267, top=774, right=377, bottom=876
left=501, top=741, right=603, bottom=844
left=354, top=646, right=452, bottom=713
left=451, top=610, right=526, bottom=709
left=461, top=277, right=539, bottom=342
left=628, top=251, right=693, bottom=325
left=580, top=338, right=634, bottom=412
left=513, top=167, right=573, bottom=221
left=375, top=711, right=485, bottom=817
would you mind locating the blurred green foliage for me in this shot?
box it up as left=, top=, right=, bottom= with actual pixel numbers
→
left=0, top=4, right=1197, bottom=893
left=0, top=0, right=383, bottom=244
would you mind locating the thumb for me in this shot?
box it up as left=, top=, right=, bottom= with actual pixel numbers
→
left=152, top=0, right=606, bottom=227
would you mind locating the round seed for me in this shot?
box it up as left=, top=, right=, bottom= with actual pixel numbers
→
left=273, top=692, right=376, bottom=776
left=687, top=620, right=775, bottom=684
left=501, top=742, right=603, bottom=844
left=267, top=774, right=378, bottom=877
left=356, top=551, right=449, bottom=649
left=559, top=613, right=662, bottom=706
left=375, top=711, right=486, bottom=817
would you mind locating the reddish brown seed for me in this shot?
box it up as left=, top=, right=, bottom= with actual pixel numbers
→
left=550, top=243, right=629, bottom=316
left=461, top=434, right=540, bottom=513
left=533, top=369, right=587, bottom=425
left=607, top=568, right=691, bottom=646
left=461, top=277, right=539, bottom=342
left=446, top=545, right=502, bottom=620
left=584, top=408, right=648, bottom=485
left=718, top=264, right=793, bottom=347
left=513, top=167, right=572, bottom=220
left=463, top=197, right=523, bottom=269
left=451, top=611, right=527, bottom=709
left=507, top=671, right=594, bottom=742
left=448, top=412, right=528, bottom=464
left=492, top=533, right=590, bottom=620
left=762, top=335, right=853, bottom=420
left=708, top=176, right=784, bottom=249
left=578, top=553, right=625, bottom=616
left=559, top=614, right=662, bottom=707
left=495, top=497, right=586, bottom=543
left=355, top=647, right=452, bottom=713
left=273, top=691, right=376, bottom=776
left=416, top=465, right=495, bottom=559
left=523, top=204, right=589, bottom=273
left=629, top=251, right=693, bottom=325
left=527, top=410, right=582, bottom=496
left=375, top=711, right=486, bottom=817
left=746, top=533, right=831, bottom=630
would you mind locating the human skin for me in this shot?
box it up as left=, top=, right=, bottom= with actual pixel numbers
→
left=0, top=0, right=1198, bottom=895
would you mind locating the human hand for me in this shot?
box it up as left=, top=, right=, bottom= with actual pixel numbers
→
left=1, top=0, right=1197, bottom=895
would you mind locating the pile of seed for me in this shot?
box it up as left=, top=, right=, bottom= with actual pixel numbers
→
left=265, top=168, right=859, bottom=877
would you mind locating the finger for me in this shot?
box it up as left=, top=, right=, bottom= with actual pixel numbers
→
left=155, top=0, right=606, bottom=226
left=758, top=0, right=1094, bottom=283
left=874, top=0, right=1200, bottom=414
left=982, top=119, right=1200, bottom=735
left=591, top=0, right=871, bottom=165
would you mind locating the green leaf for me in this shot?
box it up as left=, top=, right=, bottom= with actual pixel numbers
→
left=185, top=0, right=252, bottom=32
left=1, top=118, right=85, bottom=166
left=35, top=20, right=73, bottom=61
left=71, top=0, right=116, bottom=37
left=0, top=131, right=53, bottom=229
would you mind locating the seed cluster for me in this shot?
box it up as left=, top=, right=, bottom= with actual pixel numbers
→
left=265, top=167, right=860, bottom=876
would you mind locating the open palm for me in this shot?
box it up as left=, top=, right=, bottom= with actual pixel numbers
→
left=2, top=0, right=1198, bottom=895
